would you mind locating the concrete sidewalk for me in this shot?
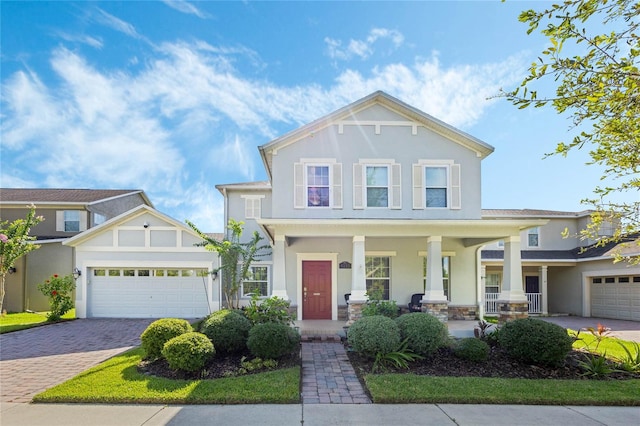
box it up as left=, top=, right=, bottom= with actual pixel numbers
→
left=1, top=403, right=639, bottom=425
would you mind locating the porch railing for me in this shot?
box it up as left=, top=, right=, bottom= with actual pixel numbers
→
left=484, top=292, right=542, bottom=314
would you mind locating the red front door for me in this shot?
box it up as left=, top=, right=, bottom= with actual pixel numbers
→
left=302, top=261, right=332, bottom=320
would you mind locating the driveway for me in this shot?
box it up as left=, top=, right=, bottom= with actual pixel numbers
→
left=540, top=316, right=640, bottom=342
left=0, top=319, right=154, bottom=403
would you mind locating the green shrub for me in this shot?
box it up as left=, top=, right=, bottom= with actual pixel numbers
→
left=498, top=318, right=574, bottom=367
left=244, top=294, right=295, bottom=325
left=37, top=274, right=75, bottom=321
left=247, top=323, right=300, bottom=359
left=140, top=318, right=192, bottom=360
left=395, top=312, right=449, bottom=356
left=453, top=338, right=490, bottom=362
left=361, top=282, right=399, bottom=318
left=200, top=309, right=251, bottom=353
left=347, top=315, right=401, bottom=358
left=162, top=332, right=214, bottom=372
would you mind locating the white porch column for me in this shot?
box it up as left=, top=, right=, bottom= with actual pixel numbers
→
left=424, top=236, right=446, bottom=301
left=350, top=236, right=367, bottom=300
left=479, top=264, right=487, bottom=319
left=271, top=234, right=289, bottom=300
left=499, top=236, right=527, bottom=302
left=540, top=265, right=548, bottom=315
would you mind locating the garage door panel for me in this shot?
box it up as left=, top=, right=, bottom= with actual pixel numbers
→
left=89, top=268, right=210, bottom=318
left=591, top=277, right=640, bottom=321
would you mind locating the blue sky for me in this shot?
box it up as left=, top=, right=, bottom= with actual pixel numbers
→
left=0, top=1, right=624, bottom=231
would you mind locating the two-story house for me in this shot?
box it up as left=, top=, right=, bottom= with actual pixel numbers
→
left=0, top=188, right=152, bottom=312
left=217, top=91, right=551, bottom=323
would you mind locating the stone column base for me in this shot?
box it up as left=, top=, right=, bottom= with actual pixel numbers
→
left=346, top=300, right=366, bottom=325
left=421, top=301, right=449, bottom=323
left=497, top=301, right=528, bottom=323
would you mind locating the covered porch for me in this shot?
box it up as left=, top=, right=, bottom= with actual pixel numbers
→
left=259, top=218, right=548, bottom=323
left=294, top=319, right=477, bottom=339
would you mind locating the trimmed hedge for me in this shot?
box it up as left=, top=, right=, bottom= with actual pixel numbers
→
left=348, top=315, right=401, bottom=358
left=140, top=318, right=192, bottom=360
left=395, top=313, right=449, bottom=356
left=453, top=338, right=490, bottom=362
left=200, top=309, right=251, bottom=353
left=162, top=332, right=215, bottom=372
left=247, top=323, right=300, bottom=359
left=498, top=318, right=573, bottom=367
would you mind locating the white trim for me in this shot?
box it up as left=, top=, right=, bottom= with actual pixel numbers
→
left=299, top=158, right=337, bottom=164
left=296, top=253, right=339, bottom=321
left=417, top=159, right=455, bottom=165
left=417, top=251, right=457, bottom=257
left=365, top=251, right=397, bottom=257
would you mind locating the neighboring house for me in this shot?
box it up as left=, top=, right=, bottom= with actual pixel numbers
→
left=0, top=188, right=153, bottom=312
left=63, top=205, right=219, bottom=319
left=481, top=210, right=640, bottom=321
left=216, top=91, right=553, bottom=323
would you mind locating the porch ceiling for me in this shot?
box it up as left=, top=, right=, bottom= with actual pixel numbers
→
left=257, top=218, right=548, bottom=247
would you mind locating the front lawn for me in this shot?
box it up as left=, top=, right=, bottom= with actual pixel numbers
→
left=365, top=375, right=640, bottom=405
left=0, top=309, right=75, bottom=334
left=33, top=347, right=300, bottom=404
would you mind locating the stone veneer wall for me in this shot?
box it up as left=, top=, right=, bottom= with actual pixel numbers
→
left=448, top=305, right=477, bottom=320
left=421, top=302, right=448, bottom=323
left=497, top=301, right=529, bottom=323
left=338, top=305, right=348, bottom=321
left=347, top=300, right=365, bottom=325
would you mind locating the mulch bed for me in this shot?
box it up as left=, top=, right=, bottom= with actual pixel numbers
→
left=346, top=344, right=640, bottom=380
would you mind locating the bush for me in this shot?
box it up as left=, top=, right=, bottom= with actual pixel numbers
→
left=244, top=294, right=295, bottom=325
left=453, top=338, right=490, bottom=362
left=140, top=318, right=192, bottom=360
left=199, top=309, right=251, bottom=353
left=247, top=323, right=300, bottom=359
left=347, top=315, right=401, bottom=358
left=162, top=332, right=214, bottom=372
left=395, top=313, right=449, bottom=356
left=37, top=274, right=75, bottom=321
left=498, top=318, right=573, bottom=367
left=361, top=300, right=400, bottom=319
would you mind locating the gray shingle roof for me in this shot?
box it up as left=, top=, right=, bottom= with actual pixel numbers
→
left=0, top=188, right=144, bottom=204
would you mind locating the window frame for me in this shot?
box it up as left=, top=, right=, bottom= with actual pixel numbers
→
left=527, top=227, right=540, bottom=248
left=305, top=163, right=332, bottom=208
left=64, top=210, right=81, bottom=232
left=241, top=264, right=270, bottom=298
left=364, top=164, right=390, bottom=208
left=242, top=195, right=264, bottom=219
left=365, top=256, right=391, bottom=300
left=424, top=165, right=449, bottom=209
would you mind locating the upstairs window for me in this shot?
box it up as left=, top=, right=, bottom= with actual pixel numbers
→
left=307, top=165, right=330, bottom=207
left=56, top=210, right=87, bottom=232
left=366, top=165, right=389, bottom=207
left=527, top=227, right=540, bottom=248
left=354, top=161, right=401, bottom=209
left=294, top=161, right=342, bottom=209
left=412, top=161, right=461, bottom=210
left=242, top=195, right=264, bottom=219
left=425, top=166, right=448, bottom=208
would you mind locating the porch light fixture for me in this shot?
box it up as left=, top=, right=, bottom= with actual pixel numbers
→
left=8, top=266, right=17, bottom=274
left=72, top=267, right=82, bottom=280
left=211, top=270, right=218, bottom=280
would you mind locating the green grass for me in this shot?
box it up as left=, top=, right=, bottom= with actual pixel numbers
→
left=571, top=329, right=636, bottom=360
left=0, top=309, right=75, bottom=334
left=365, top=375, right=640, bottom=405
left=34, top=347, right=300, bottom=404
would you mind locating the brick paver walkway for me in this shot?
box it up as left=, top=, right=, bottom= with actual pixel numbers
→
left=0, top=318, right=153, bottom=403
left=301, top=342, right=371, bottom=404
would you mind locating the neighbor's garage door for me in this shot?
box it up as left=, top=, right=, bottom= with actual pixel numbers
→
left=88, top=267, right=210, bottom=318
left=591, top=275, right=640, bottom=321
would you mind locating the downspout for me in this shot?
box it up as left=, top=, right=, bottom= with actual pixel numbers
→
left=476, top=245, right=485, bottom=320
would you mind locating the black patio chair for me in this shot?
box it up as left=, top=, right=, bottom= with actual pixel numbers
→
left=408, top=293, right=424, bottom=312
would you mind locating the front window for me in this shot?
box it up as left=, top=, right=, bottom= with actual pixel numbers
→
left=365, top=256, right=390, bottom=300
left=527, top=227, right=540, bottom=247
left=243, top=266, right=269, bottom=297
left=64, top=210, right=81, bottom=232
left=425, top=166, right=448, bottom=208
left=307, top=165, right=330, bottom=207
left=486, top=273, right=501, bottom=293
left=366, top=165, right=389, bottom=207
left=423, top=257, right=451, bottom=300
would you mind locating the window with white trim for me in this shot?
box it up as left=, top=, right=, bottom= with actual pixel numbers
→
left=56, top=210, right=87, bottom=232
left=412, top=161, right=461, bottom=210
left=242, top=265, right=269, bottom=297
left=527, top=227, right=540, bottom=247
left=422, top=256, right=452, bottom=300
left=94, top=213, right=106, bottom=226
left=365, top=256, right=390, bottom=300
left=293, top=161, right=343, bottom=209
left=354, top=161, right=401, bottom=209
left=243, top=196, right=263, bottom=219
left=486, top=273, right=501, bottom=293
left=365, top=165, right=389, bottom=207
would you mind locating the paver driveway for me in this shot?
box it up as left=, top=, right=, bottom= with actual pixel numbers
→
left=0, top=319, right=154, bottom=403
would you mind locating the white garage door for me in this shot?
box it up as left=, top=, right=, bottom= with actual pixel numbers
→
left=591, top=275, right=640, bottom=321
left=88, top=267, right=211, bottom=318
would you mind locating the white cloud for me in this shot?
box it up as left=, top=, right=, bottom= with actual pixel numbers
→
left=55, top=31, right=103, bottom=49
left=94, top=8, right=142, bottom=39
left=1, top=38, right=525, bottom=231
left=162, top=0, right=209, bottom=19
left=325, top=28, right=405, bottom=61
